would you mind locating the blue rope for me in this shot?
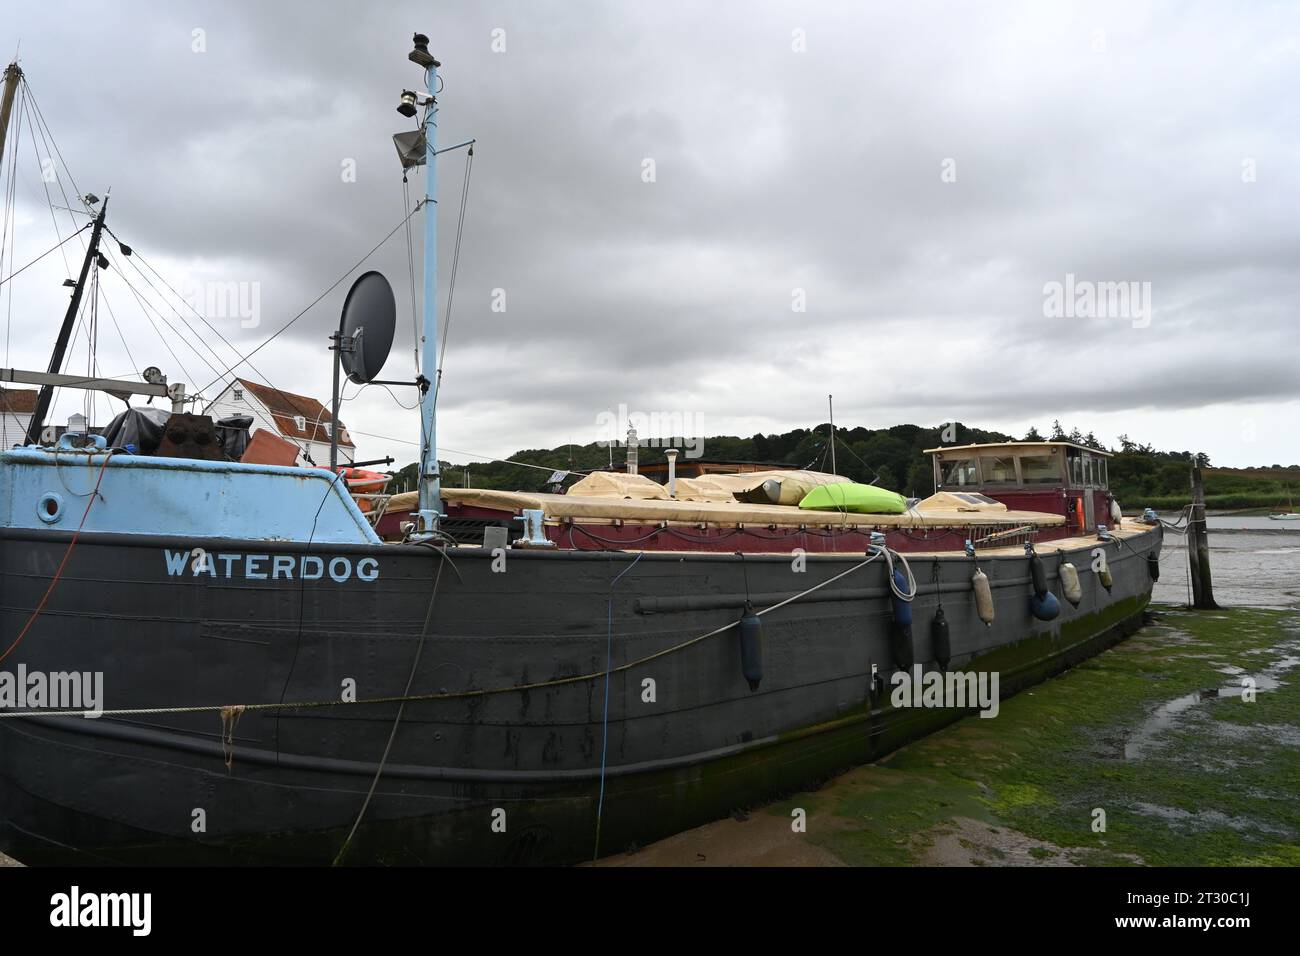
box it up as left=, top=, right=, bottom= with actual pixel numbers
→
left=593, top=552, right=644, bottom=860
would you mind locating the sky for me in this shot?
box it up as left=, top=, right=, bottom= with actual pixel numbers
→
left=2, top=1, right=1298, bottom=469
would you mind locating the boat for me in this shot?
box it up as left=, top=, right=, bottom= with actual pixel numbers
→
left=1268, top=513, right=1300, bottom=521
left=0, top=38, right=1162, bottom=866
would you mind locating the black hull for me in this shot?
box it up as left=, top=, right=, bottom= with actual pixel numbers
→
left=0, top=526, right=1160, bottom=865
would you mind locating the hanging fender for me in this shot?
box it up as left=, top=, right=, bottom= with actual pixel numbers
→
left=890, top=568, right=914, bottom=668
left=1096, top=549, right=1113, bottom=590
left=1147, top=553, right=1160, bottom=581
left=931, top=606, right=951, bottom=671
left=738, top=602, right=763, bottom=692
left=972, top=569, right=994, bottom=626
left=1059, top=561, right=1083, bottom=606
left=1029, top=551, right=1048, bottom=598
left=1029, top=589, right=1061, bottom=621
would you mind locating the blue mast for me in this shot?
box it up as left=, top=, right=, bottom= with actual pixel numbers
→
left=412, top=35, right=441, bottom=535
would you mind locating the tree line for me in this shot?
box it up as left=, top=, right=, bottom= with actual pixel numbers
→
left=387, top=420, right=1298, bottom=510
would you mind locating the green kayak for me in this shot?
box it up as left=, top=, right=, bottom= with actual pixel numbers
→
left=797, top=482, right=908, bottom=514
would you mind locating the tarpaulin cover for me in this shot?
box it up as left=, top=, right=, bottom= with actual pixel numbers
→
left=384, top=487, right=1064, bottom=530
left=566, top=472, right=669, bottom=499
left=215, top=415, right=254, bottom=461
left=101, top=407, right=171, bottom=455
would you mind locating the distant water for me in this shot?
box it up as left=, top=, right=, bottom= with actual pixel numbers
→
left=1153, top=513, right=1300, bottom=609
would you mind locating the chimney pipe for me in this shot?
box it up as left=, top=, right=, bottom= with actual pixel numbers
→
left=666, top=448, right=679, bottom=498
left=626, top=426, right=638, bottom=475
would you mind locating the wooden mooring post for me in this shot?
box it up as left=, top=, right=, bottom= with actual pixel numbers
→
left=1187, top=463, right=1218, bottom=609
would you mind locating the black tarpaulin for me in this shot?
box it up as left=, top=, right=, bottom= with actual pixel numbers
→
left=215, top=415, right=254, bottom=461
left=100, top=407, right=171, bottom=455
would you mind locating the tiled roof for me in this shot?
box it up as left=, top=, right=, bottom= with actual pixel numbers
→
left=0, top=387, right=38, bottom=414
left=233, top=379, right=355, bottom=447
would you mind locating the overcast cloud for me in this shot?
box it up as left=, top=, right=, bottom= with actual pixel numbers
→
left=3, top=1, right=1298, bottom=468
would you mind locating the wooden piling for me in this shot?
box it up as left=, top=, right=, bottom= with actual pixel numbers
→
left=1188, top=463, right=1218, bottom=609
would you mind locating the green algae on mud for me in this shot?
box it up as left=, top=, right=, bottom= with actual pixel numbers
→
left=770, top=605, right=1300, bottom=866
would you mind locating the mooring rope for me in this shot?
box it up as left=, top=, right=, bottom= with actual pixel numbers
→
left=593, top=552, right=645, bottom=861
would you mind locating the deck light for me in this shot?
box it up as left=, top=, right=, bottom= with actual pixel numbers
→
left=396, top=90, right=418, bottom=117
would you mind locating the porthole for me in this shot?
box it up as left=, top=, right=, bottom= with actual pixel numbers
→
left=37, top=492, right=65, bottom=525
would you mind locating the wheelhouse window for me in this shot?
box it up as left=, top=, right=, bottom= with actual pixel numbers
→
left=1069, top=456, right=1083, bottom=487
left=939, top=457, right=978, bottom=487
left=979, top=455, right=1016, bottom=484
left=1020, top=453, right=1060, bottom=484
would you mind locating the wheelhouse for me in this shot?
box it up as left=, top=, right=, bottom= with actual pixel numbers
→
left=925, top=441, right=1116, bottom=533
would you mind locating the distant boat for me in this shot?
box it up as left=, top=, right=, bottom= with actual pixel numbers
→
left=1269, top=493, right=1299, bottom=520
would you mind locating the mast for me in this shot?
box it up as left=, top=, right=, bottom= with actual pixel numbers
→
left=25, top=197, right=108, bottom=445
left=414, top=35, right=441, bottom=535
left=828, top=394, right=837, bottom=475
left=0, top=62, right=22, bottom=171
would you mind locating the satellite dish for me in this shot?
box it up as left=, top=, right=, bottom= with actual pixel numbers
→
left=339, top=270, right=396, bottom=385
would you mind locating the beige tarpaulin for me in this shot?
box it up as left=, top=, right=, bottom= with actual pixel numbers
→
left=565, top=471, right=669, bottom=499
left=382, top=487, right=1063, bottom=529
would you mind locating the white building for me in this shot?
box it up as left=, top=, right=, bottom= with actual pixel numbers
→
left=205, top=378, right=355, bottom=467
left=0, top=387, right=36, bottom=448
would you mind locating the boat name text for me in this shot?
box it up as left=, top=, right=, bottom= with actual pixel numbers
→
left=163, top=549, right=379, bottom=582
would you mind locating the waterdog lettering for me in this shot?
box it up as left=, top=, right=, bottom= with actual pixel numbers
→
left=163, top=550, right=379, bottom=582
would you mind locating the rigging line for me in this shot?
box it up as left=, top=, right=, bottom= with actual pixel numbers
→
left=594, top=551, right=644, bottom=860
left=20, top=94, right=77, bottom=280
left=107, top=244, right=235, bottom=379
left=109, top=253, right=200, bottom=390
left=112, top=239, right=318, bottom=454
left=194, top=202, right=425, bottom=399
left=101, top=246, right=226, bottom=386
left=112, top=236, right=261, bottom=378
left=333, top=550, right=447, bottom=866
left=832, top=437, right=882, bottom=482
left=434, top=146, right=473, bottom=399
left=402, top=177, right=419, bottom=374
left=0, top=224, right=88, bottom=288
left=91, top=282, right=141, bottom=380
left=21, top=86, right=84, bottom=269
left=22, top=77, right=83, bottom=209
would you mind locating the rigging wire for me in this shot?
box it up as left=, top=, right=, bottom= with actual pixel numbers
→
left=102, top=239, right=316, bottom=460
left=402, top=176, right=419, bottom=374
left=434, top=145, right=473, bottom=399
left=0, top=224, right=88, bottom=288
left=194, top=202, right=425, bottom=400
